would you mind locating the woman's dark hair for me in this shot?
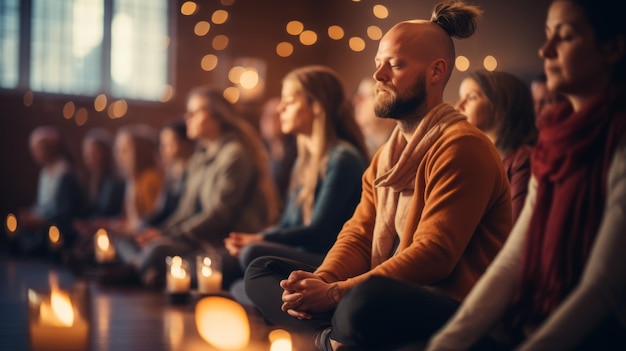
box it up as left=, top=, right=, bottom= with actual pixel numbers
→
left=564, top=0, right=626, bottom=82
left=469, top=70, right=538, bottom=153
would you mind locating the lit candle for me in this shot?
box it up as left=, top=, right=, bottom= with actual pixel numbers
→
left=269, top=329, right=293, bottom=351
left=48, top=225, right=63, bottom=250
left=166, top=256, right=191, bottom=294
left=94, top=228, right=116, bottom=263
left=28, top=279, right=89, bottom=351
left=195, top=296, right=250, bottom=350
left=196, top=256, right=223, bottom=294
left=5, top=213, right=17, bottom=237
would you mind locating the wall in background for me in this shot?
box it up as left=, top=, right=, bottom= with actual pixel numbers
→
left=0, top=0, right=552, bottom=215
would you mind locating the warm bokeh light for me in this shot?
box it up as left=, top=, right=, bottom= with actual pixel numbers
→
left=373, top=4, right=389, bottom=19
left=483, top=55, right=498, bottom=71
left=212, top=34, right=229, bottom=50
left=75, top=108, right=88, bottom=126
left=228, top=66, right=245, bottom=84
left=48, top=288, right=75, bottom=327
left=240, top=69, right=259, bottom=89
left=23, top=91, right=34, bottom=107
left=352, top=0, right=361, bottom=2
left=223, top=87, right=240, bottom=103
left=221, top=0, right=235, bottom=5
left=211, top=10, right=229, bottom=24
left=455, top=55, right=470, bottom=72
left=94, top=94, right=107, bottom=112
left=96, top=229, right=110, bottom=251
left=195, top=296, right=250, bottom=350
left=327, top=25, right=344, bottom=40
left=108, top=99, right=128, bottom=119
left=48, top=226, right=61, bottom=245
left=276, top=42, right=294, bottom=57
left=286, top=20, right=304, bottom=35
left=6, top=213, right=17, bottom=233
left=194, top=21, right=210, bottom=36
left=367, top=25, right=383, bottom=40
left=299, top=30, right=317, bottom=46
left=269, top=329, right=291, bottom=343
left=180, top=1, right=197, bottom=16
left=201, top=54, right=219, bottom=71
left=160, top=85, right=174, bottom=102
left=349, top=37, right=366, bottom=52
left=63, top=101, right=76, bottom=119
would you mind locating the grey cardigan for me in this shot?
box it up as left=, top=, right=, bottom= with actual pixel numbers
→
left=162, top=132, right=271, bottom=246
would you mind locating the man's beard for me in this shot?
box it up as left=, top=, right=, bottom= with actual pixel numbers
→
left=374, top=73, right=426, bottom=120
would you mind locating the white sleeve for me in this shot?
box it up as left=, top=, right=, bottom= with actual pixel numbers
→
left=517, top=139, right=626, bottom=350
left=425, top=176, right=538, bottom=351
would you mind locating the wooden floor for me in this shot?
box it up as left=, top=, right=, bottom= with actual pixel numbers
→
left=0, top=247, right=276, bottom=351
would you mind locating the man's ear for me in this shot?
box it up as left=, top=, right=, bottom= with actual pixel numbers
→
left=430, top=58, right=448, bottom=83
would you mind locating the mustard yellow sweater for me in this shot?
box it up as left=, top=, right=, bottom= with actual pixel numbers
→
left=316, top=105, right=512, bottom=302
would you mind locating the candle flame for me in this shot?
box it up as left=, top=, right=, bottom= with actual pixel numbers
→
left=40, top=274, right=75, bottom=327
left=203, top=257, right=212, bottom=266
left=48, top=226, right=61, bottom=244
left=172, top=256, right=183, bottom=266
left=96, top=231, right=110, bottom=250
left=6, top=213, right=17, bottom=232
left=269, top=329, right=292, bottom=351
left=171, top=264, right=187, bottom=279
left=201, top=266, right=213, bottom=277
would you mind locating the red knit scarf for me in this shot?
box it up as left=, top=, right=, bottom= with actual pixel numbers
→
left=512, top=86, right=626, bottom=328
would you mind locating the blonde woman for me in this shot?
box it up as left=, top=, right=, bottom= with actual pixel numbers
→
left=225, top=65, right=368, bottom=269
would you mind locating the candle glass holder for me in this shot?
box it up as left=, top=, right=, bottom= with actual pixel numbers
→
left=196, top=253, right=223, bottom=295
left=166, top=256, right=191, bottom=304
left=28, top=283, right=91, bottom=351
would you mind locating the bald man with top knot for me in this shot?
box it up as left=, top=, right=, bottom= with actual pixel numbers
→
left=244, top=2, right=513, bottom=350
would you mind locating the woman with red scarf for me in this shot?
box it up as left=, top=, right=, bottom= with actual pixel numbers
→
left=426, top=0, right=626, bottom=350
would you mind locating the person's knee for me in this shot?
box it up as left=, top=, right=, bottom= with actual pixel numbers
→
left=239, top=243, right=262, bottom=269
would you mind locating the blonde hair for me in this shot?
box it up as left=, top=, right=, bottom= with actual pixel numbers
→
left=283, top=65, right=367, bottom=224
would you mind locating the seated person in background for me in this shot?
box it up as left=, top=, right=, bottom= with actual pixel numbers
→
left=258, top=97, right=298, bottom=211
left=427, top=0, right=626, bottom=349
left=69, top=128, right=125, bottom=267
left=73, top=124, right=163, bottom=254
left=353, top=77, right=396, bottom=158
left=224, top=65, right=368, bottom=303
left=107, top=124, right=163, bottom=235
left=79, top=127, right=125, bottom=219
left=116, top=86, right=280, bottom=290
left=456, top=70, right=538, bottom=221
left=143, top=118, right=195, bottom=227
left=16, top=126, right=84, bottom=254
left=244, top=2, right=512, bottom=350
left=530, top=72, right=566, bottom=126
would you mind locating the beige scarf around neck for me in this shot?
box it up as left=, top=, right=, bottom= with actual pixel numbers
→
left=371, top=103, right=466, bottom=267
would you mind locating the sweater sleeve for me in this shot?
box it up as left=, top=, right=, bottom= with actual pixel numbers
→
left=516, top=139, right=626, bottom=350
left=263, top=146, right=366, bottom=254
left=315, top=151, right=380, bottom=283
left=425, top=176, right=536, bottom=351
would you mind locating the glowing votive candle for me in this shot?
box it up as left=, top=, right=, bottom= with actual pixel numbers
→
left=28, top=287, right=89, bottom=351
left=94, top=228, right=116, bottom=263
left=196, top=256, right=223, bottom=294
left=166, top=256, right=191, bottom=294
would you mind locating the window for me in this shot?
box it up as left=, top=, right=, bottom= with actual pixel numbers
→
left=1, top=0, right=171, bottom=101
left=0, top=0, right=19, bottom=89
